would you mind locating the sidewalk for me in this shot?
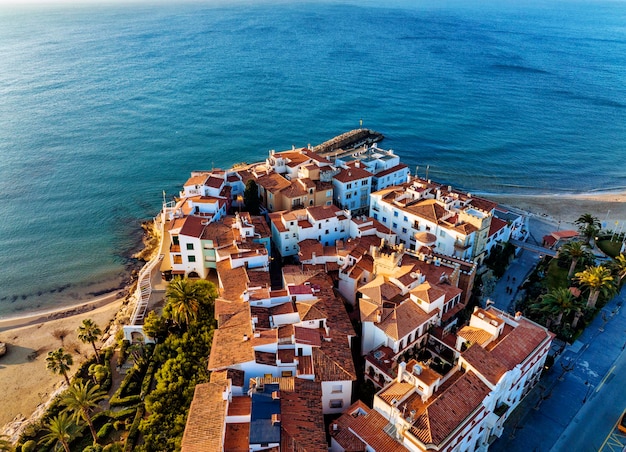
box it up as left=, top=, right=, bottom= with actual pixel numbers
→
left=490, top=285, right=626, bottom=452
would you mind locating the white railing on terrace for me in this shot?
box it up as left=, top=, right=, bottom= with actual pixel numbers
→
left=130, top=253, right=164, bottom=325
left=130, top=212, right=166, bottom=325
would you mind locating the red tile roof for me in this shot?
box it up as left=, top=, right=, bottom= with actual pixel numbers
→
left=462, top=344, right=508, bottom=385
left=490, top=321, right=550, bottom=370
left=334, top=166, right=373, bottom=183
left=181, top=382, right=229, bottom=452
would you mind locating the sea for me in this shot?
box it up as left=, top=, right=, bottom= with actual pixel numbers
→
left=0, top=0, right=625, bottom=317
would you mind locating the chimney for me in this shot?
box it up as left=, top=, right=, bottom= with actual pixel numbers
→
left=397, top=360, right=406, bottom=383
left=355, top=160, right=361, bottom=168
left=242, top=334, right=249, bottom=342
left=515, top=311, right=522, bottom=321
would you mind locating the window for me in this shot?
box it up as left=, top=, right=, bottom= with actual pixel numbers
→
left=173, top=255, right=182, bottom=264
left=326, top=190, right=332, bottom=197
left=362, top=180, right=368, bottom=186
left=326, top=201, right=331, bottom=206
left=188, top=255, right=196, bottom=263
left=439, top=230, right=446, bottom=237
left=329, top=399, right=343, bottom=409
left=346, top=193, right=352, bottom=199
left=382, top=217, right=387, bottom=223
left=285, top=234, right=289, bottom=239
left=172, top=235, right=180, bottom=246
left=394, top=211, right=399, bottom=217
left=347, top=183, right=352, bottom=189
left=309, top=200, right=314, bottom=205
left=325, top=229, right=329, bottom=234
left=392, top=222, right=397, bottom=229
left=309, top=188, right=314, bottom=194
left=293, top=233, right=297, bottom=237
left=331, top=385, right=343, bottom=393
left=402, top=228, right=407, bottom=233
left=373, top=213, right=378, bottom=220
left=282, top=371, right=293, bottom=377
left=186, top=243, right=194, bottom=250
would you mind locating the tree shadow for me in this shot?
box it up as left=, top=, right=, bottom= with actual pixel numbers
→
left=0, top=343, right=44, bottom=365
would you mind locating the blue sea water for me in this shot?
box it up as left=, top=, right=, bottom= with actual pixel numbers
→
left=0, top=0, right=625, bottom=316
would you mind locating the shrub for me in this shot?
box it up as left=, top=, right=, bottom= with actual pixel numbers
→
left=97, top=422, right=114, bottom=440
left=123, top=404, right=145, bottom=452
left=83, top=446, right=103, bottom=452
left=103, top=443, right=124, bottom=452
left=21, top=440, right=37, bottom=452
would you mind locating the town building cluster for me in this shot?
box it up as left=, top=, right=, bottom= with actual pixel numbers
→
left=125, top=141, right=551, bottom=452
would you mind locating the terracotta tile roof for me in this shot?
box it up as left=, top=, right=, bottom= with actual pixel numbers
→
left=247, top=270, right=271, bottom=289
left=223, top=423, right=249, bottom=452
left=294, top=326, right=322, bottom=347
left=184, top=173, right=209, bottom=187
left=373, top=163, right=409, bottom=179
left=217, top=260, right=248, bottom=302
left=313, top=344, right=356, bottom=382
left=210, top=368, right=245, bottom=388
left=278, top=348, right=295, bottom=364
left=348, top=406, right=409, bottom=452
left=227, top=396, right=252, bottom=417
left=378, top=300, right=436, bottom=340
left=270, top=302, right=295, bottom=316
left=181, top=382, right=228, bottom=452
left=490, top=320, right=550, bottom=370
left=208, top=307, right=255, bottom=370
left=410, top=281, right=446, bottom=304
left=359, top=298, right=381, bottom=323
left=467, top=196, right=497, bottom=213
left=214, top=298, right=247, bottom=324
left=411, top=371, right=490, bottom=445
left=307, top=204, right=340, bottom=221
left=405, top=360, right=441, bottom=386
left=255, top=350, right=277, bottom=366
left=406, top=199, right=448, bottom=223
left=457, top=326, right=494, bottom=347
left=298, top=239, right=323, bottom=261
left=359, top=275, right=402, bottom=306
left=330, top=401, right=368, bottom=451
left=488, top=216, right=508, bottom=237
left=255, top=172, right=291, bottom=192
left=297, top=355, right=313, bottom=375
left=206, top=176, right=224, bottom=189
left=377, top=381, right=414, bottom=405
left=179, top=215, right=209, bottom=239
left=280, top=379, right=327, bottom=452
left=278, top=324, right=294, bottom=339
left=462, top=344, right=508, bottom=385
left=296, top=302, right=326, bottom=323
left=334, top=166, right=372, bottom=183
left=280, top=180, right=308, bottom=198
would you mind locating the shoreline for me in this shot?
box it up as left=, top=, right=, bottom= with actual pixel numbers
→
left=0, top=289, right=126, bottom=333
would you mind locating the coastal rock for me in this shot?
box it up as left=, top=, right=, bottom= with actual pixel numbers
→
left=0, top=342, right=6, bottom=357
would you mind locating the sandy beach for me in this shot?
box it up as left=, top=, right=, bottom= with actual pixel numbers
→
left=0, top=298, right=124, bottom=433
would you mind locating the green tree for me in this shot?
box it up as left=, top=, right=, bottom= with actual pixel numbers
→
left=88, top=363, right=108, bottom=385
left=575, top=265, right=616, bottom=309
left=0, top=435, right=13, bottom=452
left=142, top=310, right=168, bottom=341
left=243, top=179, right=260, bottom=215
left=559, top=241, right=593, bottom=279
left=46, top=348, right=73, bottom=387
left=61, top=381, right=108, bottom=445
left=575, top=213, right=601, bottom=244
left=164, top=277, right=201, bottom=327
left=40, top=412, right=80, bottom=452
left=530, top=287, right=583, bottom=328
left=610, top=253, right=626, bottom=286
left=78, top=319, right=102, bottom=363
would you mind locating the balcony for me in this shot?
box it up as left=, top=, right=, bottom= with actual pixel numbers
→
left=453, top=240, right=470, bottom=250
left=170, top=244, right=181, bottom=252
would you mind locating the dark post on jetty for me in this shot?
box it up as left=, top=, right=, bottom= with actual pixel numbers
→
left=313, top=128, right=384, bottom=157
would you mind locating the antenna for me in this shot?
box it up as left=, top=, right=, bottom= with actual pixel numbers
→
left=425, top=165, right=430, bottom=180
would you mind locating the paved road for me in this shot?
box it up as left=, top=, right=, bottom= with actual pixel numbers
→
left=491, top=285, right=626, bottom=452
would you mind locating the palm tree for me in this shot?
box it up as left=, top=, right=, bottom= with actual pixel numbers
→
left=77, top=319, right=102, bottom=363
left=40, top=412, right=80, bottom=452
left=575, top=213, right=600, bottom=244
left=610, top=253, right=626, bottom=286
left=46, top=348, right=73, bottom=386
left=531, top=287, right=582, bottom=327
left=165, top=277, right=201, bottom=327
left=575, top=265, right=616, bottom=309
left=62, top=381, right=108, bottom=445
left=559, top=241, right=592, bottom=279
left=0, top=435, right=13, bottom=452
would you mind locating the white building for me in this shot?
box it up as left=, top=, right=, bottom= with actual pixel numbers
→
left=332, top=162, right=373, bottom=215
left=330, top=307, right=554, bottom=452
left=370, top=178, right=497, bottom=263
left=269, top=204, right=352, bottom=257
